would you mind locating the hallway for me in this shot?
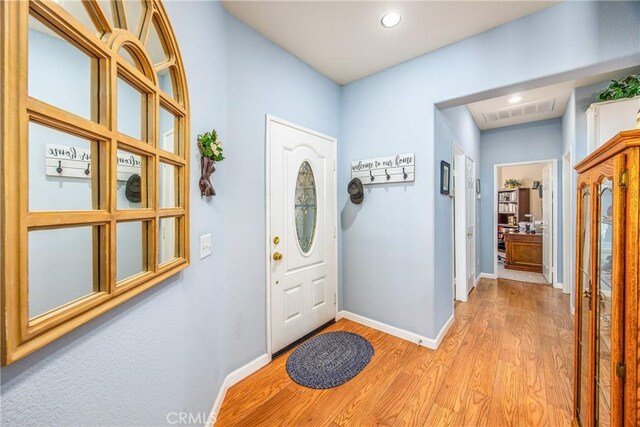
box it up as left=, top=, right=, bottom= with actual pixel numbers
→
left=216, top=279, right=573, bottom=426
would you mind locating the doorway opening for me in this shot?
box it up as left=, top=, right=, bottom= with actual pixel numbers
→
left=494, top=159, right=558, bottom=285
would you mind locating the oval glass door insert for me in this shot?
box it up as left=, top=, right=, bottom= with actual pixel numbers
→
left=295, top=161, right=317, bottom=253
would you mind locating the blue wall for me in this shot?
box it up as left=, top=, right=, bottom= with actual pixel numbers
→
left=2, top=1, right=640, bottom=425
left=478, top=119, right=564, bottom=277
left=340, top=0, right=640, bottom=339
left=433, top=105, right=481, bottom=325
left=0, top=3, right=341, bottom=426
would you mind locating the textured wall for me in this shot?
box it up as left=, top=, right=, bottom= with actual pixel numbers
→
left=340, top=0, right=640, bottom=339
left=0, top=3, right=341, bottom=426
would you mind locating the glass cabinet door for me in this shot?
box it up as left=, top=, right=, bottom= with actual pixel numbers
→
left=595, top=177, right=613, bottom=426
left=576, top=185, right=592, bottom=426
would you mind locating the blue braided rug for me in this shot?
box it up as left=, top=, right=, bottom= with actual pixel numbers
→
left=286, top=331, right=374, bottom=389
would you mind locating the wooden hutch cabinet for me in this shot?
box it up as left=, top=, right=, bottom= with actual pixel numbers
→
left=573, top=130, right=640, bottom=426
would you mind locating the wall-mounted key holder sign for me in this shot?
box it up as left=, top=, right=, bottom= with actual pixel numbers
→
left=46, top=144, right=141, bottom=181
left=351, top=153, right=415, bottom=184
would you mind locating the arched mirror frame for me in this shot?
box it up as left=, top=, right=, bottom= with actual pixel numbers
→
left=1, top=0, right=190, bottom=365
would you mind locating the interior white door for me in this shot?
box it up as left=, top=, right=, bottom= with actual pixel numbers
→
left=268, top=118, right=337, bottom=354
left=465, top=157, right=475, bottom=293
left=542, top=163, right=553, bottom=283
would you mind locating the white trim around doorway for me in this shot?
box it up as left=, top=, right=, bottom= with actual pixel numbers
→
left=492, top=159, right=559, bottom=287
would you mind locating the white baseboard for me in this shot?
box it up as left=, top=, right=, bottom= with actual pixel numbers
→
left=478, top=272, right=497, bottom=280
left=207, top=353, right=270, bottom=426
left=570, top=303, right=575, bottom=316
left=554, top=281, right=563, bottom=289
left=337, top=310, right=454, bottom=350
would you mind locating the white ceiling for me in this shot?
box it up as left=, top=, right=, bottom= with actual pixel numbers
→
left=222, top=1, right=557, bottom=85
left=467, top=67, right=640, bottom=130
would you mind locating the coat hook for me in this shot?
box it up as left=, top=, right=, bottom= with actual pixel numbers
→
left=56, top=161, right=63, bottom=174
left=385, top=169, right=391, bottom=180
left=403, top=167, right=408, bottom=179
left=370, top=170, right=375, bottom=182
left=84, top=163, right=90, bottom=175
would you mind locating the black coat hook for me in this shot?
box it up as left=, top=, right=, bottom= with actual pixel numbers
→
left=370, top=170, right=375, bottom=182
left=56, top=161, right=63, bottom=174
left=385, top=169, right=390, bottom=180
left=84, top=163, right=90, bottom=175
left=403, top=167, right=408, bottom=179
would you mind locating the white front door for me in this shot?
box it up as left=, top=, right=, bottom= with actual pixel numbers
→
left=542, top=163, right=553, bottom=283
left=465, top=157, right=475, bottom=292
left=268, top=117, right=337, bottom=354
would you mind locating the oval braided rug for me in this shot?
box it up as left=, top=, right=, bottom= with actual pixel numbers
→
left=286, top=331, right=374, bottom=389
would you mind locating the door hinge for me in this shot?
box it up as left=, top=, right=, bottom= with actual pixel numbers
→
left=334, top=293, right=337, bottom=305
left=619, top=170, right=628, bottom=187
left=333, top=160, right=336, bottom=171
left=616, top=362, right=626, bottom=380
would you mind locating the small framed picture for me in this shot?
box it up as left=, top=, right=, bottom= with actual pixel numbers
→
left=440, top=160, right=450, bottom=195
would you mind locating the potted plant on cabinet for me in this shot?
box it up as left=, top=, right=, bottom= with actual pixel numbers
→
left=197, top=129, right=224, bottom=197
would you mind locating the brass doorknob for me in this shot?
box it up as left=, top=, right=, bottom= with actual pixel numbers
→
left=272, top=252, right=283, bottom=261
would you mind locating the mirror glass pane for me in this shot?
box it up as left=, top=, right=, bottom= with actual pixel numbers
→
left=295, top=161, right=317, bottom=254
left=29, top=226, right=98, bottom=319
left=118, top=46, right=142, bottom=72
left=577, top=186, right=591, bottom=426
left=146, top=17, right=168, bottom=65
left=158, top=217, right=178, bottom=264
left=116, top=148, right=147, bottom=209
left=97, top=0, right=116, bottom=29
left=595, top=178, right=613, bottom=425
left=123, top=0, right=145, bottom=36
left=159, top=162, right=178, bottom=208
left=29, top=122, right=98, bottom=211
left=117, top=77, right=146, bottom=141
left=159, top=105, right=178, bottom=153
left=158, top=67, right=176, bottom=100
left=28, top=15, right=95, bottom=121
left=56, top=1, right=98, bottom=35
left=116, top=220, right=147, bottom=282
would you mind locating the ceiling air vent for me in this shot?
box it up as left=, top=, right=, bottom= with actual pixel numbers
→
left=482, top=98, right=556, bottom=123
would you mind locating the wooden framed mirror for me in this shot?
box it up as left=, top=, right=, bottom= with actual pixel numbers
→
left=1, top=0, right=190, bottom=365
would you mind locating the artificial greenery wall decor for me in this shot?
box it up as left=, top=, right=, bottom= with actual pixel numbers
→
left=197, top=129, right=224, bottom=197
left=597, top=75, right=640, bottom=102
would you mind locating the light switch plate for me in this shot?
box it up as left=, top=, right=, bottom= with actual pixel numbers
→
left=200, top=233, right=212, bottom=259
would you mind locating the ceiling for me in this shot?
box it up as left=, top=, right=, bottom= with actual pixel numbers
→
left=222, top=1, right=557, bottom=85
left=467, top=82, right=574, bottom=130
left=467, top=67, right=640, bottom=130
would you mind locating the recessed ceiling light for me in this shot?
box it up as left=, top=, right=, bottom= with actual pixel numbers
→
left=508, top=95, right=523, bottom=104
left=381, top=11, right=401, bottom=28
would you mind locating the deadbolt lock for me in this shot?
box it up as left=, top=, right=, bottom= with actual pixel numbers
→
left=273, top=236, right=280, bottom=245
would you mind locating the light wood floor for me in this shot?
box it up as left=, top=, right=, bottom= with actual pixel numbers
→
left=216, top=279, right=574, bottom=426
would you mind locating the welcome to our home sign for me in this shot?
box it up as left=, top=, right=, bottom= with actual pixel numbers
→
left=351, top=153, right=415, bottom=185
left=45, top=144, right=141, bottom=181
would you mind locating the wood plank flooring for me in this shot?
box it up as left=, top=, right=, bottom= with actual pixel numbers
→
left=215, top=278, right=574, bottom=426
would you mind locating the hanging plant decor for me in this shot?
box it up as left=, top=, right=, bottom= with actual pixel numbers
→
left=197, top=129, right=225, bottom=197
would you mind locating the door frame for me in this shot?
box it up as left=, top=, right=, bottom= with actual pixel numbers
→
left=453, top=144, right=475, bottom=301
left=264, top=114, right=338, bottom=357
left=492, top=158, right=559, bottom=286
left=562, top=149, right=572, bottom=294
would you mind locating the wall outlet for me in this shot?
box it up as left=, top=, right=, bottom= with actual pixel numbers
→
left=200, top=233, right=212, bottom=259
